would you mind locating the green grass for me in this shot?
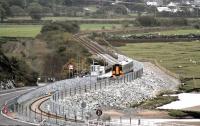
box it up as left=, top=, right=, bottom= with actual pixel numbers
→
left=0, top=25, right=42, bottom=37
left=42, top=16, right=83, bottom=21
left=8, top=16, right=84, bottom=21
left=118, top=41, right=200, bottom=91
left=132, top=96, right=178, bottom=109
left=80, top=23, right=121, bottom=31
left=153, top=29, right=200, bottom=35
left=0, top=24, right=121, bottom=37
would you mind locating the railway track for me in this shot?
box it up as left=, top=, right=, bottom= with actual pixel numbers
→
left=26, top=33, right=120, bottom=124
left=20, top=28, right=143, bottom=125
left=30, top=95, right=84, bottom=123
left=73, top=34, right=118, bottom=65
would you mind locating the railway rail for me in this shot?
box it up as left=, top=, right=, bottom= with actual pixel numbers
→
left=73, top=34, right=118, bottom=65
left=1, top=29, right=143, bottom=126
left=30, top=95, right=84, bottom=123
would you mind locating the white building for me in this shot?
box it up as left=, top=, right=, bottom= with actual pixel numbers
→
left=194, top=0, right=200, bottom=5
left=157, top=7, right=172, bottom=12
left=167, top=2, right=178, bottom=7
left=90, top=65, right=105, bottom=76
left=146, top=1, right=159, bottom=6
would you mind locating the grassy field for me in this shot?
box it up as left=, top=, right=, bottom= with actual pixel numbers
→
left=7, top=16, right=84, bottom=21
left=80, top=24, right=121, bottom=31
left=0, top=23, right=122, bottom=37
left=153, top=29, right=200, bottom=35
left=118, top=41, right=200, bottom=91
left=42, top=16, right=83, bottom=21
left=0, top=25, right=42, bottom=37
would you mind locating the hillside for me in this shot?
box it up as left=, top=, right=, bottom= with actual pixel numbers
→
left=0, top=22, right=92, bottom=86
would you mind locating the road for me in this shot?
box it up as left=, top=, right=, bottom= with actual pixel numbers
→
left=0, top=87, right=36, bottom=125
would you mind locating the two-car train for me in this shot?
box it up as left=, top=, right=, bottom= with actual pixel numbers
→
left=111, top=61, right=134, bottom=77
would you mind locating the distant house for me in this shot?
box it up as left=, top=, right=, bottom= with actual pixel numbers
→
left=157, top=6, right=181, bottom=13
left=194, top=0, right=200, bottom=5
left=157, top=7, right=171, bottom=12
left=167, top=2, right=178, bottom=7
left=185, top=1, right=191, bottom=5
left=146, top=1, right=158, bottom=6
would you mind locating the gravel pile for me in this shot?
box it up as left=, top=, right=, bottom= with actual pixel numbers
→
left=59, top=62, right=179, bottom=114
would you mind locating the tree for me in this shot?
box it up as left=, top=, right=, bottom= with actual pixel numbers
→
left=0, top=5, right=5, bottom=22
left=126, top=3, right=146, bottom=12
left=0, top=0, right=9, bottom=22
left=0, top=50, right=38, bottom=86
left=8, top=0, right=26, bottom=8
left=28, top=2, right=43, bottom=20
left=38, top=0, right=53, bottom=7
left=10, top=5, right=26, bottom=16
left=114, top=5, right=128, bottom=15
left=136, top=16, right=159, bottom=27
left=41, top=22, right=80, bottom=33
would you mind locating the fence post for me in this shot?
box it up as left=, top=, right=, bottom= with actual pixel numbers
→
left=85, top=85, right=87, bottom=92
left=35, top=108, right=36, bottom=120
left=58, top=92, right=60, bottom=100
left=74, top=87, right=76, bottom=95
left=59, top=105, right=61, bottom=115
left=22, top=104, right=24, bottom=116
left=95, top=83, right=96, bottom=90
left=79, top=86, right=81, bottom=94
left=29, top=107, right=31, bottom=122
left=13, top=104, right=16, bottom=113
left=56, top=112, right=57, bottom=124
left=68, top=108, right=70, bottom=116
left=63, top=105, right=65, bottom=115
left=65, top=114, right=67, bottom=121
left=40, top=110, right=42, bottom=121
left=55, top=92, right=57, bottom=102
left=48, top=111, right=50, bottom=122
left=17, top=104, right=19, bottom=114
left=25, top=106, right=28, bottom=117
left=132, top=72, right=134, bottom=81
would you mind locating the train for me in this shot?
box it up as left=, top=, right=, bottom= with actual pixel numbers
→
left=97, top=60, right=134, bottom=79
left=112, top=61, right=134, bottom=77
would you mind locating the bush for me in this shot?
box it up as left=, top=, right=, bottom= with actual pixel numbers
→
left=28, top=3, right=43, bottom=20
left=10, top=5, right=26, bottom=16
left=168, top=110, right=188, bottom=118
left=171, top=18, right=188, bottom=26
left=194, top=24, right=200, bottom=29
left=136, top=16, right=159, bottom=27
left=0, top=51, right=38, bottom=86
left=41, top=22, right=80, bottom=34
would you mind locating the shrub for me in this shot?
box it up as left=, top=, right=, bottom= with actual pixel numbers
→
left=136, top=16, right=159, bottom=27
left=28, top=3, right=43, bottom=20
left=194, top=24, right=200, bottom=29
left=0, top=51, right=38, bottom=86
left=41, top=22, right=80, bottom=34
left=168, top=110, right=188, bottom=118
left=171, top=18, right=188, bottom=26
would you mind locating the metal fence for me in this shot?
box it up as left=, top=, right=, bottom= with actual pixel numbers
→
left=3, top=60, right=144, bottom=125
left=49, top=68, right=143, bottom=122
